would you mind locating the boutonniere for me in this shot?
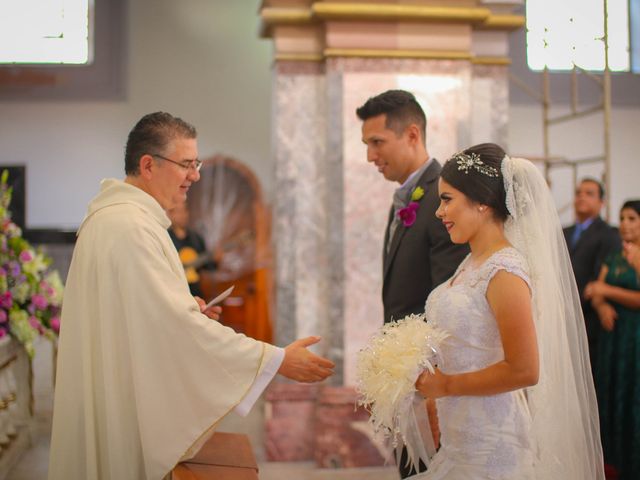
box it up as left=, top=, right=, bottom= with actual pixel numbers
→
left=397, top=186, right=425, bottom=227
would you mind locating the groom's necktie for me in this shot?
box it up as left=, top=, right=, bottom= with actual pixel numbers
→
left=385, top=160, right=431, bottom=254
left=387, top=188, right=410, bottom=253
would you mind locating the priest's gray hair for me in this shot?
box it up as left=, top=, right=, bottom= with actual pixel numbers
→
left=124, top=112, right=197, bottom=175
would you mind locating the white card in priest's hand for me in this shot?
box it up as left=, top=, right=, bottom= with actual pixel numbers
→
left=204, top=286, right=234, bottom=310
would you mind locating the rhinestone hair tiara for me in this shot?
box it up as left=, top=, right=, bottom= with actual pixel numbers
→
left=453, top=151, right=499, bottom=178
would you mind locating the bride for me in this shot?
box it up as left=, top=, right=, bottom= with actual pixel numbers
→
left=412, top=143, right=604, bottom=479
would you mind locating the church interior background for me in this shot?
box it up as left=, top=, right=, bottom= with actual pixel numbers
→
left=0, top=0, right=639, bottom=478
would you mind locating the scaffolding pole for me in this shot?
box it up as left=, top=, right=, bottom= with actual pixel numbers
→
left=509, top=1, right=613, bottom=220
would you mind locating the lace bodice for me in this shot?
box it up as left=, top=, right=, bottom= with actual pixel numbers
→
left=426, top=247, right=531, bottom=374
left=417, top=247, right=535, bottom=480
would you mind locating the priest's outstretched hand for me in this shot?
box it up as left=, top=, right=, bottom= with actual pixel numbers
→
left=278, top=336, right=335, bottom=383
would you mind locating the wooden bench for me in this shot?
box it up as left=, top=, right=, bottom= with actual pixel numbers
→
left=173, top=432, right=258, bottom=480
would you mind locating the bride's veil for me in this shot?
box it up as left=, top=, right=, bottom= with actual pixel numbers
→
left=502, top=156, right=604, bottom=479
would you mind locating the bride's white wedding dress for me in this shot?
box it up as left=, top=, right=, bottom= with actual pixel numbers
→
left=399, top=156, right=602, bottom=479
left=415, top=247, right=535, bottom=479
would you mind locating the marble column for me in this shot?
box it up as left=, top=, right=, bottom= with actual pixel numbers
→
left=272, top=61, right=329, bottom=352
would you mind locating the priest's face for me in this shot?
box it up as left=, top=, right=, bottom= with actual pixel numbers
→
left=150, top=136, right=200, bottom=210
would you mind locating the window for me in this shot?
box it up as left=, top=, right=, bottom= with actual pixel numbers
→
left=0, top=0, right=124, bottom=100
left=526, top=0, right=630, bottom=71
left=0, top=0, right=92, bottom=64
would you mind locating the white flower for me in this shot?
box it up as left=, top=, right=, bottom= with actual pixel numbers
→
left=356, top=314, right=448, bottom=442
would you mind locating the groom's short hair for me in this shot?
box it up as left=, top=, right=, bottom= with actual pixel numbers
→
left=356, top=90, right=427, bottom=143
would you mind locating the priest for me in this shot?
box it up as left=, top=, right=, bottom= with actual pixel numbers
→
left=48, top=112, right=334, bottom=480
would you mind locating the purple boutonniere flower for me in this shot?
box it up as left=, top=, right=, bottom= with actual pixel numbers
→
left=397, top=201, right=420, bottom=227
left=396, top=186, right=426, bottom=228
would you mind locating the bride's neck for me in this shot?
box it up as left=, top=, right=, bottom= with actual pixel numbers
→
left=468, top=222, right=510, bottom=266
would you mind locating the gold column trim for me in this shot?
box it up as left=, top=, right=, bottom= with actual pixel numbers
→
left=260, top=3, right=525, bottom=36
left=478, top=14, right=526, bottom=31
left=324, top=48, right=472, bottom=60
left=313, top=3, right=490, bottom=23
left=472, top=56, right=512, bottom=66
left=260, top=7, right=314, bottom=37
left=261, top=7, right=314, bottom=25
left=275, top=53, right=325, bottom=62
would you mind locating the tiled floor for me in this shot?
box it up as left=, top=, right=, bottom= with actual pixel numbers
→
left=8, top=338, right=399, bottom=480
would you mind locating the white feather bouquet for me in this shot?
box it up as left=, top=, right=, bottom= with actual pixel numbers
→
left=355, top=313, right=448, bottom=467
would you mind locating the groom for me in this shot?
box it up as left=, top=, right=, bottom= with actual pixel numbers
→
left=357, top=90, right=468, bottom=478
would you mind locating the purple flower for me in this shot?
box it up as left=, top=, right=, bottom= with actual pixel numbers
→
left=397, top=201, right=420, bottom=227
left=9, top=261, right=20, bottom=277
left=31, top=294, right=48, bottom=310
left=40, top=281, right=54, bottom=297
left=19, top=250, right=33, bottom=262
left=0, top=291, right=12, bottom=309
left=50, top=317, right=61, bottom=333
left=29, top=316, right=44, bottom=333
left=0, top=309, right=6, bottom=323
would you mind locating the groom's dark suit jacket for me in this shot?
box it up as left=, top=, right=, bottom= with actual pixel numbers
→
left=383, top=160, right=469, bottom=324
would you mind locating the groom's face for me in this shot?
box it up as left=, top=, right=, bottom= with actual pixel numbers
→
left=361, top=114, right=415, bottom=184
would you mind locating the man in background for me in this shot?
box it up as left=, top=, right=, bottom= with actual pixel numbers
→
left=49, top=112, right=334, bottom=480
left=357, top=90, right=468, bottom=478
left=563, top=177, right=620, bottom=371
left=168, top=202, right=218, bottom=298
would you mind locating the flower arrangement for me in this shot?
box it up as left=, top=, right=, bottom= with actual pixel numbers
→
left=355, top=313, right=447, bottom=467
left=396, top=186, right=425, bottom=227
left=0, top=170, right=63, bottom=357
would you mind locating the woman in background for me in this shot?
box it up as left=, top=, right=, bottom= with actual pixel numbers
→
left=585, top=199, right=640, bottom=480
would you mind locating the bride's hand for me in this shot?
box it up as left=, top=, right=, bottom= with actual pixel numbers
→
left=415, top=368, right=449, bottom=399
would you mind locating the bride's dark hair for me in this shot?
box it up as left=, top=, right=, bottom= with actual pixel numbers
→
left=440, top=143, right=510, bottom=221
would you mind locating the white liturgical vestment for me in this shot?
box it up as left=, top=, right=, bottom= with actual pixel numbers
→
left=48, top=179, right=280, bottom=480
